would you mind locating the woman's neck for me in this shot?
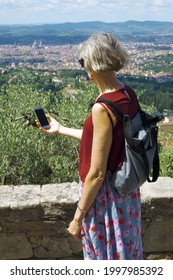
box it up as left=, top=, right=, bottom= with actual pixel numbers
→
left=93, top=70, right=124, bottom=94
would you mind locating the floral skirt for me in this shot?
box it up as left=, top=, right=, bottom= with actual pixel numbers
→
left=79, top=174, right=143, bottom=260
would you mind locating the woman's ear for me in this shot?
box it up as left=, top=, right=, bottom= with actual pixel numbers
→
left=87, top=70, right=95, bottom=82
left=90, top=74, right=94, bottom=81
left=89, top=71, right=95, bottom=81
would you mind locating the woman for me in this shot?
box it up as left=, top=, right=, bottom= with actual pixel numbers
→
left=36, top=32, right=143, bottom=260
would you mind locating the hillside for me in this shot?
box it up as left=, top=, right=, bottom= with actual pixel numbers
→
left=0, top=21, right=173, bottom=45
left=0, top=68, right=173, bottom=185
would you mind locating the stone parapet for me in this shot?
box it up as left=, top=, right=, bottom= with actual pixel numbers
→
left=0, top=178, right=172, bottom=260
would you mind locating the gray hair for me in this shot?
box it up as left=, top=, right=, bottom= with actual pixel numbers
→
left=79, top=32, right=128, bottom=73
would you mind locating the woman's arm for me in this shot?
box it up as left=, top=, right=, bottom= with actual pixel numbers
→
left=68, top=103, right=116, bottom=239
left=59, top=125, right=83, bottom=140
left=36, top=114, right=83, bottom=140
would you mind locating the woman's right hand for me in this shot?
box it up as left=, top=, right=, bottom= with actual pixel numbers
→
left=35, top=114, right=62, bottom=135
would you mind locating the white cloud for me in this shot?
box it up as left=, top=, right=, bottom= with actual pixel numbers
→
left=0, top=0, right=172, bottom=24
left=0, top=0, right=38, bottom=6
left=153, top=0, right=166, bottom=7
left=0, top=0, right=40, bottom=11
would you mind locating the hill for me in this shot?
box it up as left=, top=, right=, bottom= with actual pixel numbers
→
left=0, top=21, right=173, bottom=45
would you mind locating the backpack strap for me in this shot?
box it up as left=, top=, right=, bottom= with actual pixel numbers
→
left=97, top=97, right=127, bottom=123
left=98, top=102, right=114, bottom=127
left=144, top=126, right=160, bottom=182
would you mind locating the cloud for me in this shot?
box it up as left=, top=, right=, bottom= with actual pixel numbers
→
left=0, top=0, right=143, bottom=11
left=0, top=0, right=80, bottom=12
left=0, top=0, right=172, bottom=24
left=0, top=0, right=170, bottom=11
left=0, top=0, right=40, bottom=10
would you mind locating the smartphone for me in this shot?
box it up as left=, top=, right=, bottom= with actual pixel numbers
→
left=34, top=107, right=50, bottom=128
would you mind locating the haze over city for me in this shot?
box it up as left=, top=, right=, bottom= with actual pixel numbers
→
left=0, top=0, right=173, bottom=25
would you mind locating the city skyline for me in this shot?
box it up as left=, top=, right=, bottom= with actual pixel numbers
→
left=0, top=0, right=173, bottom=25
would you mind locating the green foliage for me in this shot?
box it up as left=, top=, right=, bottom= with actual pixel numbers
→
left=159, top=147, right=173, bottom=177
left=0, top=69, right=98, bottom=185
left=0, top=68, right=173, bottom=185
left=118, top=74, right=173, bottom=112
left=159, top=131, right=173, bottom=178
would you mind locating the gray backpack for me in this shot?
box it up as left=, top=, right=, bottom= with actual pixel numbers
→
left=97, top=98, right=164, bottom=196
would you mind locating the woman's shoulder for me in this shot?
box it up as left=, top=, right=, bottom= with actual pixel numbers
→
left=101, top=84, right=137, bottom=103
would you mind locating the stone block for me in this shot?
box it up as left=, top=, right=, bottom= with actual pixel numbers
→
left=141, top=177, right=173, bottom=217
left=11, top=185, right=40, bottom=209
left=41, top=182, right=78, bottom=217
left=33, top=236, right=73, bottom=259
left=2, top=206, right=44, bottom=222
left=26, top=220, right=68, bottom=237
left=141, top=177, right=173, bottom=201
left=41, top=182, right=78, bottom=204
left=67, top=236, right=82, bottom=255
left=143, top=217, right=173, bottom=252
left=29, top=236, right=42, bottom=248
left=0, top=233, right=33, bottom=259
left=0, top=185, right=14, bottom=209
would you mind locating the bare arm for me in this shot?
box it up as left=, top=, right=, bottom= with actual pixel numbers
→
left=36, top=114, right=83, bottom=140
left=68, top=103, right=115, bottom=239
left=59, top=125, right=83, bottom=140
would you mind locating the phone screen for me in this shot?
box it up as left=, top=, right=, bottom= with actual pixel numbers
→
left=34, top=107, right=49, bottom=128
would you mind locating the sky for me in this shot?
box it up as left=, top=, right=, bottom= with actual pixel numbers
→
left=0, top=0, right=172, bottom=25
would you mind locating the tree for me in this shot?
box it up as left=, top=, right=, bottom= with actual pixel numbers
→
left=0, top=68, right=172, bottom=185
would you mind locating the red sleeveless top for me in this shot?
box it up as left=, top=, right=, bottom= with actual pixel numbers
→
left=79, top=85, right=139, bottom=183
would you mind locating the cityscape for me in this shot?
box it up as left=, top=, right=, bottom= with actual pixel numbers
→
left=0, top=22, right=173, bottom=119
left=0, top=38, right=173, bottom=83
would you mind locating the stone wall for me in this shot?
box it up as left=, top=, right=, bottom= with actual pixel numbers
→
left=0, top=177, right=173, bottom=260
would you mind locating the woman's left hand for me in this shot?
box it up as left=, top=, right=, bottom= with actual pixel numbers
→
left=67, top=219, right=83, bottom=241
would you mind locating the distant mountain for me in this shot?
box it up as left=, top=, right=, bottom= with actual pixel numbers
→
left=40, top=20, right=173, bottom=33
left=0, top=21, right=173, bottom=45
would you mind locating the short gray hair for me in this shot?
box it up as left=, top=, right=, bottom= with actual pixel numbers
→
left=79, top=32, right=128, bottom=72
